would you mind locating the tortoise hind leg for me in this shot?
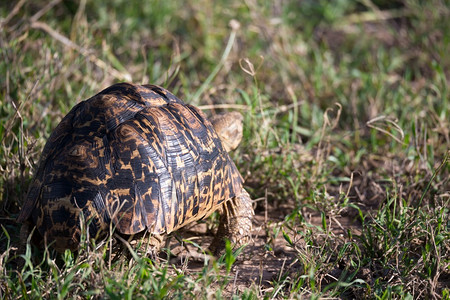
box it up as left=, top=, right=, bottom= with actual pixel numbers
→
left=209, top=189, right=254, bottom=255
left=16, top=222, right=41, bottom=270
left=15, top=222, right=31, bottom=270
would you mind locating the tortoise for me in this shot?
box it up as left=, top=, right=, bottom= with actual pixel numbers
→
left=17, top=83, right=253, bottom=254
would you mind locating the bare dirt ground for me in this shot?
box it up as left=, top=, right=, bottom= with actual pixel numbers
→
left=167, top=215, right=299, bottom=294
left=164, top=203, right=362, bottom=296
left=159, top=157, right=413, bottom=297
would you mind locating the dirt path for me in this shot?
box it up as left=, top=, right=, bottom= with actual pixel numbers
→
left=165, top=207, right=361, bottom=296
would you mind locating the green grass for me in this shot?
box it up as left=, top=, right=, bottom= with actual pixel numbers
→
left=1, top=0, right=449, bottom=298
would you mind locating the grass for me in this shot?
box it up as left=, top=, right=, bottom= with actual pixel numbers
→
left=1, top=0, right=449, bottom=298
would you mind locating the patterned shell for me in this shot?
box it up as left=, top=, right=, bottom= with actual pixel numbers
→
left=17, top=83, right=244, bottom=251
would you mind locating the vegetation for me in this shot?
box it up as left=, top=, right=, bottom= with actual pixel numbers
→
left=1, top=0, right=448, bottom=298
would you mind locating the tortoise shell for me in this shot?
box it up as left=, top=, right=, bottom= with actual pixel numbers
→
left=17, top=83, right=245, bottom=251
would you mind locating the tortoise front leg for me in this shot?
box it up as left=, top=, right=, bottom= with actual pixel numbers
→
left=209, top=189, right=253, bottom=255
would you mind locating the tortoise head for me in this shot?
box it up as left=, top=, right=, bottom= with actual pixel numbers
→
left=210, top=112, right=243, bottom=152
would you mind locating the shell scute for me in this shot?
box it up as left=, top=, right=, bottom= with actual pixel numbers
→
left=18, top=83, right=245, bottom=251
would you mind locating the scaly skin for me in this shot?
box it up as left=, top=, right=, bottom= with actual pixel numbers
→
left=209, top=189, right=254, bottom=255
